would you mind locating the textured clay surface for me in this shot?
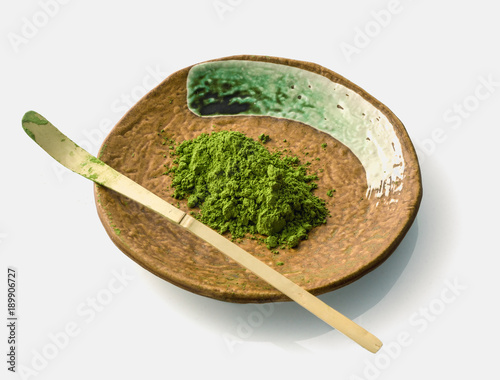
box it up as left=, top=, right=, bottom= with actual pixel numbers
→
left=95, top=55, right=422, bottom=303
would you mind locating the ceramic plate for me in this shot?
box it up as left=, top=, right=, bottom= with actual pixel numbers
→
left=95, top=55, right=422, bottom=303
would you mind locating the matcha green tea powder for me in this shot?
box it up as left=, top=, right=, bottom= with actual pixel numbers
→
left=169, top=131, right=329, bottom=249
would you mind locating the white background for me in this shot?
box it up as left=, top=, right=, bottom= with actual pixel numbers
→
left=1, top=1, right=499, bottom=379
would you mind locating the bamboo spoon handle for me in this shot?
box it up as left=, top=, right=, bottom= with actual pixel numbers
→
left=22, top=111, right=382, bottom=353
left=182, top=215, right=382, bottom=352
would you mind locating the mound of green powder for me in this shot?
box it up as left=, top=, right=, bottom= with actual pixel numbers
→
left=169, top=130, right=329, bottom=249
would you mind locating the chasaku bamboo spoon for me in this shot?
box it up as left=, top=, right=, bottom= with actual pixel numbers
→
left=22, top=110, right=383, bottom=353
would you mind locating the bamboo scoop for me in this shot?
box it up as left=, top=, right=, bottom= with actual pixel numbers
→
left=22, top=110, right=383, bottom=353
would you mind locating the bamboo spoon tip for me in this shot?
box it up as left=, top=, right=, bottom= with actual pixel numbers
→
left=22, top=110, right=50, bottom=141
left=22, top=110, right=42, bottom=123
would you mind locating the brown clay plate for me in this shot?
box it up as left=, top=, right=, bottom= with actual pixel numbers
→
left=95, top=55, right=422, bottom=303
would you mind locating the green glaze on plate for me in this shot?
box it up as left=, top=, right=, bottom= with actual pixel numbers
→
left=187, top=60, right=405, bottom=197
